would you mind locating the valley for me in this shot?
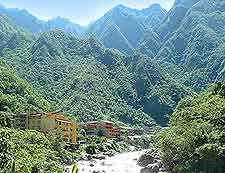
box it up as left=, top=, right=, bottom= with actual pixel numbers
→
left=0, top=0, right=225, bottom=172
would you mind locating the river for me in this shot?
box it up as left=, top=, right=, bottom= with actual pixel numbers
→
left=76, top=151, right=145, bottom=173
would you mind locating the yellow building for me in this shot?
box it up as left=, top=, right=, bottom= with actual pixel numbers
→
left=14, top=111, right=77, bottom=144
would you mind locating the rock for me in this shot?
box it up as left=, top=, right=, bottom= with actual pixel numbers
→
left=140, top=167, right=152, bottom=173
left=87, top=154, right=93, bottom=160
left=92, top=171, right=105, bottom=173
left=151, top=165, right=159, bottom=173
left=93, top=154, right=106, bottom=160
left=157, top=160, right=163, bottom=168
left=160, top=166, right=167, bottom=172
left=137, top=153, right=155, bottom=167
left=140, top=164, right=160, bottom=173
left=105, top=151, right=115, bottom=157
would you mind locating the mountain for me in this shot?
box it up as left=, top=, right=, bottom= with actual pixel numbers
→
left=0, top=3, right=167, bottom=55
left=0, top=13, right=191, bottom=127
left=0, top=5, right=45, bottom=33
left=1, top=28, right=154, bottom=127
left=0, top=60, right=51, bottom=113
left=0, top=5, right=83, bottom=36
left=136, top=29, right=162, bottom=57
left=156, top=0, right=201, bottom=40
left=151, top=0, right=225, bottom=92
left=45, top=17, right=84, bottom=36
left=0, top=14, right=32, bottom=56
left=87, top=4, right=167, bottom=55
left=124, top=54, right=192, bottom=125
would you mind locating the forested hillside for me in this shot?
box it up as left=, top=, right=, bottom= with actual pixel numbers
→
left=0, top=5, right=83, bottom=36
left=0, top=60, right=51, bottom=113
left=87, top=4, right=167, bottom=54
left=0, top=3, right=167, bottom=55
left=2, top=26, right=190, bottom=126
left=155, top=0, right=225, bottom=92
left=159, top=83, right=225, bottom=172
left=0, top=0, right=224, bottom=128
left=0, top=9, right=191, bottom=126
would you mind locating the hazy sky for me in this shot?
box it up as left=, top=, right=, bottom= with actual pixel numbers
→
left=0, top=0, right=175, bottom=26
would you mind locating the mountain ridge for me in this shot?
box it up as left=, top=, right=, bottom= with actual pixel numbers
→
left=0, top=3, right=167, bottom=55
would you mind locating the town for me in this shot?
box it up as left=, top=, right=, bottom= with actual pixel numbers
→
left=10, top=111, right=143, bottom=144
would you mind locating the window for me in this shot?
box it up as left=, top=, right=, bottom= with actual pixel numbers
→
left=59, top=122, right=61, bottom=125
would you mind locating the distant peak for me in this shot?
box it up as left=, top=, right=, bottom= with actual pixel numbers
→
left=149, top=3, right=162, bottom=9
left=141, top=3, right=166, bottom=13
left=174, top=0, right=200, bottom=7
left=51, top=16, right=70, bottom=22
left=111, top=4, right=131, bottom=12
left=114, top=4, right=127, bottom=9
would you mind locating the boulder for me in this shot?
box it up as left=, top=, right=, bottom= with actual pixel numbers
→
left=90, top=163, right=95, bottom=167
left=137, top=153, right=155, bottom=167
left=87, top=154, right=93, bottom=160
left=141, top=167, right=152, bottom=173
left=151, top=165, right=160, bottom=173
left=93, top=154, right=106, bottom=160
left=92, top=171, right=105, bottom=173
left=140, top=164, right=160, bottom=173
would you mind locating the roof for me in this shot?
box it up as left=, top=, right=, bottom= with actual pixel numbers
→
left=85, top=121, right=98, bottom=124
left=56, top=119, right=72, bottom=124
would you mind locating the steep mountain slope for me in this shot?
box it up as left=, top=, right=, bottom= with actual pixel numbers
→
left=136, top=29, right=162, bottom=57
left=0, top=25, right=192, bottom=126
left=4, top=30, right=156, bottom=127
left=45, top=17, right=84, bottom=36
left=0, top=14, right=32, bottom=56
left=87, top=4, right=167, bottom=55
left=0, top=5, right=83, bottom=36
left=156, top=0, right=201, bottom=40
left=0, top=60, right=51, bottom=113
left=0, top=3, right=166, bottom=55
left=96, top=23, right=134, bottom=55
left=0, top=5, right=45, bottom=33
left=125, top=54, right=192, bottom=125
left=155, top=0, right=225, bottom=92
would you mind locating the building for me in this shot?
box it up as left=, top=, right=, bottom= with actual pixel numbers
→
left=14, top=111, right=77, bottom=143
left=121, top=126, right=144, bottom=136
left=84, top=121, right=98, bottom=136
left=82, top=120, right=122, bottom=138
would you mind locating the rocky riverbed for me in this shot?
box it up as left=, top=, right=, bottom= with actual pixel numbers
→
left=66, top=150, right=166, bottom=173
left=77, top=151, right=143, bottom=173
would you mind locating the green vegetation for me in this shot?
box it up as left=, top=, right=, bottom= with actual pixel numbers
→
left=0, top=128, right=80, bottom=173
left=87, top=4, right=167, bottom=55
left=0, top=3, right=166, bottom=55
left=159, top=83, right=225, bottom=172
left=154, top=0, right=225, bottom=92
left=85, top=137, right=129, bottom=155
left=1, top=1, right=225, bottom=172
left=0, top=60, right=51, bottom=113
left=0, top=13, right=190, bottom=127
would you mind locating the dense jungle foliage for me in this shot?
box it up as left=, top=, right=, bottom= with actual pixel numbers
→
left=0, top=12, right=191, bottom=127
left=159, top=83, right=225, bottom=172
left=0, top=60, right=51, bottom=113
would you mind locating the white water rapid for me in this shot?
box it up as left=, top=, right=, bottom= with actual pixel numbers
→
left=77, top=151, right=144, bottom=173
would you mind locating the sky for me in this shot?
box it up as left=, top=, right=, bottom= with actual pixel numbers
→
left=0, top=0, right=175, bottom=26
